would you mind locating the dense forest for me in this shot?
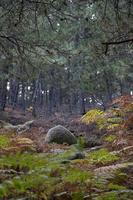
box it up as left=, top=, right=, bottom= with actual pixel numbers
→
left=0, top=0, right=132, bottom=116
left=0, top=0, right=133, bottom=200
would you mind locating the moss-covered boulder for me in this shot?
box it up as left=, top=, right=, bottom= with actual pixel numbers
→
left=45, top=125, right=77, bottom=145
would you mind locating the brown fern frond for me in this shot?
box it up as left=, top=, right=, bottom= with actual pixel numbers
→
left=94, top=162, right=133, bottom=179
left=111, top=145, right=133, bottom=155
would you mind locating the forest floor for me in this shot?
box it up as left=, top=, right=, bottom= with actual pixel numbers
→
left=0, top=102, right=133, bottom=200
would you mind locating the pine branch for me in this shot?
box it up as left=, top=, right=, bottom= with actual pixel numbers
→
left=103, top=38, right=133, bottom=54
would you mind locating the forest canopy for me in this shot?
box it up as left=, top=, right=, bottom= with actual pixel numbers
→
left=0, top=0, right=133, bottom=116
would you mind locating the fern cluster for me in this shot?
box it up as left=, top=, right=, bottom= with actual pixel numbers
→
left=81, top=95, right=133, bottom=131
left=0, top=95, right=132, bottom=199
left=81, top=109, right=104, bottom=125
left=0, top=135, right=10, bottom=148
left=87, top=148, right=119, bottom=165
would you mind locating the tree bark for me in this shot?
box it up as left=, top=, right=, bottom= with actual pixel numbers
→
left=0, top=78, right=7, bottom=111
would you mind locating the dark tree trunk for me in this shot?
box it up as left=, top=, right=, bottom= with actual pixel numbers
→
left=9, top=78, right=19, bottom=109
left=0, top=79, right=7, bottom=111
left=103, top=70, right=113, bottom=102
left=21, top=81, right=26, bottom=113
left=48, top=86, right=54, bottom=115
left=0, top=64, right=9, bottom=111
left=32, top=80, right=39, bottom=118
left=45, top=89, right=48, bottom=115
left=80, top=91, right=86, bottom=115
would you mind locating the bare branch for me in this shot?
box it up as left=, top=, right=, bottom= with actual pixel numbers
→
left=102, top=38, right=133, bottom=54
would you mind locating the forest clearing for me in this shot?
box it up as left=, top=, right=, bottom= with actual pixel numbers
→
left=0, top=0, right=133, bottom=199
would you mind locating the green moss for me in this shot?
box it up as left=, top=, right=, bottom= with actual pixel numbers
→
left=87, top=148, right=119, bottom=164
left=0, top=135, right=10, bottom=148
left=103, top=135, right=117, bottom=142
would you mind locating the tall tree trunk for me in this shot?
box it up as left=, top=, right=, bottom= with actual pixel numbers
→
left=21, top=81, right=26, bottom=113
left=0, top=63, right=9, bottom=111
left=103, top=70, right=113, bottom=102
left=32, top=72, right=42, bottom=117
left=9, top=78, right=19, bottom=109
left=0, top=79, right=7, bottom=111
left=48, top=86, right=54, bottom=115
left=80, top=91, right=86, bottom=115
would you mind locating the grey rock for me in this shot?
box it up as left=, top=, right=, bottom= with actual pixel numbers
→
left=50, top=148, right=65, bottom=154
left=61, top=152, right=85, bottom=164
left=61, top=160, right=70, bottom=164
left=0, top=120, right=34, bottom=134
left=84, top=136, right=102, bottom=148
left=86, top=145, right=103, bottom=153
left=68, top=152, right=85, bottom=160
left=54, top=191, right=71, bottom=200
left=45, top=125, right=77, bottom=145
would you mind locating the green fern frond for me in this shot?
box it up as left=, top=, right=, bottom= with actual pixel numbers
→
left=0, top=135, right=10, bottom=148
left=81, top=109, right=104, bottom=124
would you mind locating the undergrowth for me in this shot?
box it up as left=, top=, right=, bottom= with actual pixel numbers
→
left=87, top=148, right=119, bottom=165
left=0, top=135, right=10, bottom=148
left=0, top=96, right=132, bottom=199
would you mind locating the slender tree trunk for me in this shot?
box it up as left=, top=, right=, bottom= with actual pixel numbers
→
left=32, top=80, right=38, bottom=118
left=0, top=79, right=7, bottom=111
left=0, top=63, right=9, bottom=111
left=48, top=86, right=54, bottom=115
left=103, top=70, right=113, bottom=102
left=80, top=91, right=86, bottom=115
left=21, top=81, right=26, bottom=113
left=9, top=78, right=19, bottom=109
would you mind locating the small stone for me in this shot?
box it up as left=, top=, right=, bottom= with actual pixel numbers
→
left=50, top=149, right=64, bottom=154
left=54, top=192, right=71, bottom=200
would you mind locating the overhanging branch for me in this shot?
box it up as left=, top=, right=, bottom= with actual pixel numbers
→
left=102, top=38, right=133, bottom=54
